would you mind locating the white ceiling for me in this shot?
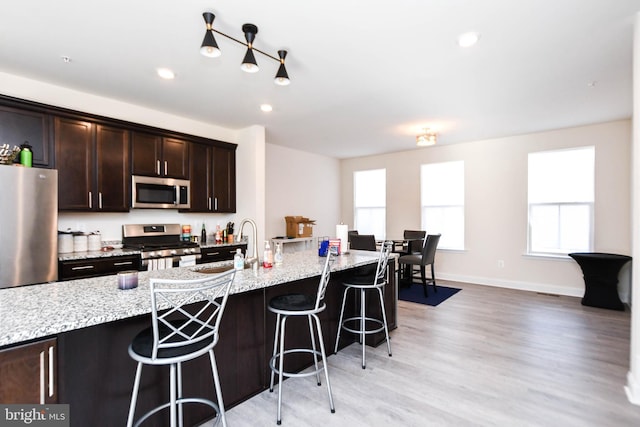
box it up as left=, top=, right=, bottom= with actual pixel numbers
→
left=1, top=1, right=639, bottom=159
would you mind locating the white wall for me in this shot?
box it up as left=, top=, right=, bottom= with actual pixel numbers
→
left=341, top=120, right=632, bottom=297
left=0, top=71, right=266, bottom=253
left=266, top=143, right=341, bottom=242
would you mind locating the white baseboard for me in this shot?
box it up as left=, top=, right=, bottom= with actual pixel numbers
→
left=436, top=273, right=584, bottom=298
left=625, top=371, right=640, bottom=406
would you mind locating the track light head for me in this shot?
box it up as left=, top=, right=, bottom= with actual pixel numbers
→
left=274, top=50, right=290, bottom=86
left=200, top=12, right=221, bottom=57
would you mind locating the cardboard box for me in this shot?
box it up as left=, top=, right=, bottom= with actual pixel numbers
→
left=285, top=216, right=316, bottom=238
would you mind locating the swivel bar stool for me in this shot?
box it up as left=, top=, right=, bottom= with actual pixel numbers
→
left=335, top=241, right=393, bottom=369
left=126, top=269, right=236, bottom=427
left=268, top=252, right=336, bottom=425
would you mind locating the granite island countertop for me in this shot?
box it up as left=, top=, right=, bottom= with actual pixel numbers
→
left=1, top=249, right=389, bottom=347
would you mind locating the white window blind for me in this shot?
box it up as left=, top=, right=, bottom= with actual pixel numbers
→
left=420, top=161, right=464, bottom=250
left=527, top=146, right=594, bottom=255
left=354, top=169, right=386, bottom=239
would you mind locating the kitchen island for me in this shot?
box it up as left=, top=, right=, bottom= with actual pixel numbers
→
left=0, top=249, right=396, bottom=426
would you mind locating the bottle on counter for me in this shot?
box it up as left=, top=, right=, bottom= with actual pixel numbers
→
left=215, top=224, right=222, bottom=244
left=201, top=223, right=207, bottom=244
left=19, top=142, right=32, bottom=167
left=274, top=242, right=283, bottom=265
left=233, top=248, right=244, bottom=271
left=263, top=241, right=273, bottom=268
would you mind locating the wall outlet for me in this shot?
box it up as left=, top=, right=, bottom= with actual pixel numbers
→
left=498, top=260, right=505, bottom=268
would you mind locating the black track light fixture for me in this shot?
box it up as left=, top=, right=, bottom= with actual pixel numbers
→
left=199, top=11, right=291, bottom=85
left=200, top=12, right=221, bottom=58
left=240, top=24, right=259, bottom=73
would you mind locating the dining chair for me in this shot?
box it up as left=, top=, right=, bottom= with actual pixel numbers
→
left=348, top=234, right=377, bottom=251
left=397, top=234, right=441, bottom=297
left=403, top=230, right=426, bottom=254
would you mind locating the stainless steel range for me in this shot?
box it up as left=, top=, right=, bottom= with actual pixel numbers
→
left=122, top=224, right=201, bottom=270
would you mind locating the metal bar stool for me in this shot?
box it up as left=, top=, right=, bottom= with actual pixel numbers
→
left=334, top=241, right=393, bottom=369
left=268, top=252, right=336, bottom=425
left=126, top=269, right=236, bottom=427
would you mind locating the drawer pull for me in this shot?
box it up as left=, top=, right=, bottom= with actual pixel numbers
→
left=113, top=261, right=133, bottom=266
left=205, top=252, right=220, bottom=256
left=71, top=265, right=95, bottom=270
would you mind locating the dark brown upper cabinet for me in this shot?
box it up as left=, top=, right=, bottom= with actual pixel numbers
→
left=185, top=143, right=236, bottom=213
left=0, top=106, right=51, bottom=167
left=131, top=132, right=189, bottom=180
left=55, top=117, right=130, bottom=211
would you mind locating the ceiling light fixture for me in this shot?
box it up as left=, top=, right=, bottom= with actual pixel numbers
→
left=457, top=32, right=480, bottom=48
left=157, top=68, right=175, bottom=80
left=416, top=129, right=437, bottom=147
left=200, top=12, right=290, bottom=85
left=260, top=104, right=273, bottom=112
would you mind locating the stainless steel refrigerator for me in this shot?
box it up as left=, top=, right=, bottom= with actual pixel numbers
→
left=0, top=166, right=58, bottom=288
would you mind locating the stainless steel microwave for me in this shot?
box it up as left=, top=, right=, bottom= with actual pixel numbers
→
left=131, top=175, right=190, bottom=209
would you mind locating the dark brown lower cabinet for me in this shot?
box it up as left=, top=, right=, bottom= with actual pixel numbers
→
left=0, top=338, right=57, bottom=404
left=198, top=244, right=247, bottom=264
left=58, top=255, right=140, bottom=281
left=53, top=261, right=395, bottom=426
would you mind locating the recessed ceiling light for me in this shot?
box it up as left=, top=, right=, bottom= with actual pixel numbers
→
left=260, top=104, right=273, bottom=112
left=61, top=56, right=71, bottom=63
left=457, top=32, right=480, bottom=48
left=156, top=68, right=175, bottom=80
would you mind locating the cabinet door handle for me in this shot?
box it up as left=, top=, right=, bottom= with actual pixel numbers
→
left=39, top=350, right=45, bottom=404
left=99, top=192, right=103, bottom=209
left=208, top=197, right=212, bottom=211
left=156, top=160, right=161, bottom=175
left=205, top=251, right=220, bottom=256
left=88, top=191, right=92, bottom=209
left=71, top=265, right=95, bottom=270
left=48, top=345, right=54, bottom=398
left=164, top=161, right=168, bottom=176
left=113, top=261, right=133, bottom=266
left=214, top=197, right=218, bottom=211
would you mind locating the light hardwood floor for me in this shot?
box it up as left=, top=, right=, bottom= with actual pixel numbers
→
left=206, top=281, right=640, bottom=426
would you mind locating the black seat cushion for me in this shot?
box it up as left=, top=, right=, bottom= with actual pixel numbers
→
left=131, top=320, right=214, bottom=360
left=398, top=254, right=422, bottom=266
left=343, top=274, right=385, bottom=287
left=269, top=293, right=315, bottom=311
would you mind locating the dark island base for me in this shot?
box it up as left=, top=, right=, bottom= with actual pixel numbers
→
left=57, top=262, right=396, bottom=426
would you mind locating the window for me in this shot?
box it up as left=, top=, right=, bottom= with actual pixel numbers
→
left=528, top=146, right=594, bottom=255
left=420, top=161, right=464, bottom=250
left=354, top=169, right=386, bottom=239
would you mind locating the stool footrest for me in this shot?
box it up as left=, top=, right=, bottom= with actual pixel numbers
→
left=134, top=397, right=221, bottom=427
left=341, top=316, right=385, bottom=336
left=270, top=348, right=326, bottom=379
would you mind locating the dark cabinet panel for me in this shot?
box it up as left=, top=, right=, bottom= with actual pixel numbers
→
left=189, top=142, right=212, bottom=211
left=212, top=146, right=236, bottom=212
left=0, top=106, right=51, bottom=167
left=96, top=125, right=130, bottom=211
left=55, top=117, right=94, bottom=210
left=185, top=143, right=236, bottom=213
left=198, top=244, right=247, bottom=264
left=131, top=132, right=162, bottom=177
left=55, top=118, right=130, bottom=212
left=0, top=338, right=57, bottom=404
left=58, top=255, right=141, bottom=281
left=162, top=137, right=189, bottom=179
left=131, top=133, right=189, bottom=179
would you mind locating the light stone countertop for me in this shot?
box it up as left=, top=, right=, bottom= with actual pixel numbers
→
left=0, top=249, right=388, bottom=347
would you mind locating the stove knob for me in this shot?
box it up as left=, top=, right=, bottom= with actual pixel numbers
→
left=149, top=251, right=156, bottom=258
left=170, top=249, right=177, bottom=255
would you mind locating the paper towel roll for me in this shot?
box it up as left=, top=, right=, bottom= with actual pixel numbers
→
left=336, top=224, right=349, bottom=254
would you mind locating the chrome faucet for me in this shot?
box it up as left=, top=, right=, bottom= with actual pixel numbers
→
left=238, top=218, right=259, bottom=269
